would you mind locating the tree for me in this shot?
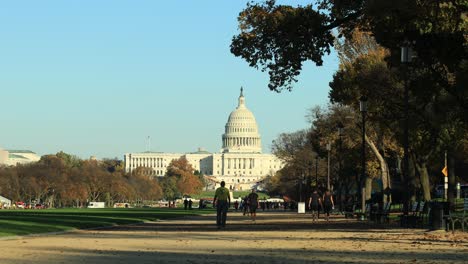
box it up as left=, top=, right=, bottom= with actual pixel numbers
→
left=0, top=152, right=164, bottom=207
left=160, top=176, right=179, bottom=201
left=80, top=160, right=109, bottom=202
left=232, top=1, right=467, bottom=206
left=331, top=29, right=468, bottom=202
left=0, top=167, right=20, bottom=201
left=165, top=158, right=203, bottom=196
left=231, top=0, right=467, bottom=102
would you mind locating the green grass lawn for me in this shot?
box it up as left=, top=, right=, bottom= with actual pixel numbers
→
left=0, top=207, right=214, bottom=237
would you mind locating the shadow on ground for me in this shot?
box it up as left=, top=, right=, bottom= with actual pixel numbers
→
left=1, top=212, right=466, bottom=264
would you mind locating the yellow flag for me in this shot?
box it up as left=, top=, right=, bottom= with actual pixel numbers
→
left=442, top=166, right=448, bottom=177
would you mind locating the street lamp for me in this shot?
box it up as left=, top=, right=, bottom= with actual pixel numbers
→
left=299, top=172, right=304, bottom=203
left=359, top=96, right=368, bottom=213
left=337, top=122, right=344, bottom=210
left=326, top=142, right=331, bottom=191
left=315, top=155, right=319, bottom=188
left=401, top=43, right=413, bottom=214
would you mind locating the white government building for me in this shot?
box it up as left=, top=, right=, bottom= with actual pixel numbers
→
left=0, top=149, right=41, bottom=166
left=124, top=88, right=283, bottom=190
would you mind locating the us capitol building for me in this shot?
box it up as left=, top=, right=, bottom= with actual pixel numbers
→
left=124, top=88, right=283, bottom=190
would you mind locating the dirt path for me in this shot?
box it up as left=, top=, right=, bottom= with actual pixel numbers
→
left=0, top=211, right=467, bottom=264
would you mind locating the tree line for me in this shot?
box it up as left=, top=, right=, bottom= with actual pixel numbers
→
left=0, top=151, right=204, bottom=207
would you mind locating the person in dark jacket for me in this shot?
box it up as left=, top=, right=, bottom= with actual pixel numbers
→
left=322, top=190, right=334, bottom=221
left=308, top=189, right=322, bottom=222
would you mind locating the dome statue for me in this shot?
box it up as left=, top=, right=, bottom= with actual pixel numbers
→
left=221, top=88, right=262, bottom=153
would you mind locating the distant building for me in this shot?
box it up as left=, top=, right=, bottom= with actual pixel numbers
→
left=124, top=88, right=284, bottom=190
left=0, top=195, right=11, bottom=208
left=0, top=149, right=41, bottom=166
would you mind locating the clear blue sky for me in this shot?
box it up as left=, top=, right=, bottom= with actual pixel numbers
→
left=0, top=0, right=338, bottom=159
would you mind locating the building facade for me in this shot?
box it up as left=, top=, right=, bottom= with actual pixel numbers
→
left=0, top=149, right=41, bottom=166
left=124, top=89, right=283, bottom=190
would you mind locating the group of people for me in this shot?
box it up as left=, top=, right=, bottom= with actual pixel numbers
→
left=213, top=181, right=335, bottom=229
left=183, top=198, right=193, bottom=210
left=308, top=189, right=335, bottom=221
left=213, top=181, right=259, bottom=229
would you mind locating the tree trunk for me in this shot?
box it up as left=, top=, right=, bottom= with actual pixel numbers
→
left=365, top=177, right=373, bottom=201
left=414, top=161, right=431, bottom=201
left=365, top=135, right=392, bottom=203
left=411, top=152, right=432, bottom=201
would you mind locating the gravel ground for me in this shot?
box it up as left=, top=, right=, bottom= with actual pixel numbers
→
left=0, top=211, right=466, bottom=264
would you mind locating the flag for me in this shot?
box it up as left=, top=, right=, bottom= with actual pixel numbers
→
left=441, top=166, right=448, bottom=177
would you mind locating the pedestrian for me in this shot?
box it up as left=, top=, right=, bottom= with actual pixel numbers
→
left=183, top=198, right=188, bottom=210
left=188, top=199, right=193, bottom=210
left=213, top=181, right=230, bottom=229
left=322, top=190, right=334, bottom=221
left=308, top=189, right=322, bottom=222
left=242, top=196, right=250, bottom=216
left=234, top=200, right=239, bottom=211
left=248, top=188, right=259, bottom=222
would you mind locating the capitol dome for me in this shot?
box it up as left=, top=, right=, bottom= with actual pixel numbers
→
left=222, top=88, right=262, bottom=153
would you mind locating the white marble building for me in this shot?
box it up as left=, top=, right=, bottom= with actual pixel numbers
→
left=124, top=89, right=283, bottom=190
left=0, top=149, right=41, bottom=166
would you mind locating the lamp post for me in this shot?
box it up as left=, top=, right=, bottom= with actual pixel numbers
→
left=337, top=123, right=344, bottom=210
left=315, top=156, right=319, bottom=188
left=359, top=96, right=368, bottom=213
left=401, top=43, right=413, bottom=214
left=299, top=172, right=304, bottom=203
left=337, top=123, right=344, bottom=179
left=326, top=142, right=331, bottom=191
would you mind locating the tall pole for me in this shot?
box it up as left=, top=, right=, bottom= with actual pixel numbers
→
left=299, top=173, right=303, bottom=203
left=338, top=123, right=344, bottom=211
left=404, top=77, right=410, bottom=212
left=315, top=156, right=319, bottom=188
left=326, top=143, right=331, bottom=191
left=361, top=111, right=366, bottom=212
left=401, top=44, right=412, bottom=214
left=444, top=151, right=448, bottom=200
left=360, top=96, right=367, bottom=214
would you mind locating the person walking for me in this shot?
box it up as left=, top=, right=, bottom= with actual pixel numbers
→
left=247, top=188, right=259, bottom=222
left=242, top=196, right=250, bottom=216
left=188, top=199, right=193, bottom=210
left=213, top=181, right=230, bottom=229
left=308, top=189, right=322, bottom=222
left=183, top=198, right=188, bottom=210
left=323, top=190, right=335, bottom=221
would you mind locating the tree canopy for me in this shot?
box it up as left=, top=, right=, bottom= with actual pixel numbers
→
left=0, top=152, right=162, bottom=207
left=231, top=0, right=467, bottom=103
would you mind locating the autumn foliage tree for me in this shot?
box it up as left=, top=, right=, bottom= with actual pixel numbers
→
left=0, top=152, right=163, bottom=207
left=163, top=157, right=203, bottom=199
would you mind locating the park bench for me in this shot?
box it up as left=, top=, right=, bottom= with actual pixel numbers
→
left=445, top=198, right=468, bottom=232
left=371, top=202, right=392, bottom=224
left=414, top=202, right=430, bottom=228
left=355, top=203, right=371, bottom=220
left=399, top=201, right=420, bottom=227
left=344, top=203, right=356, bottom=218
